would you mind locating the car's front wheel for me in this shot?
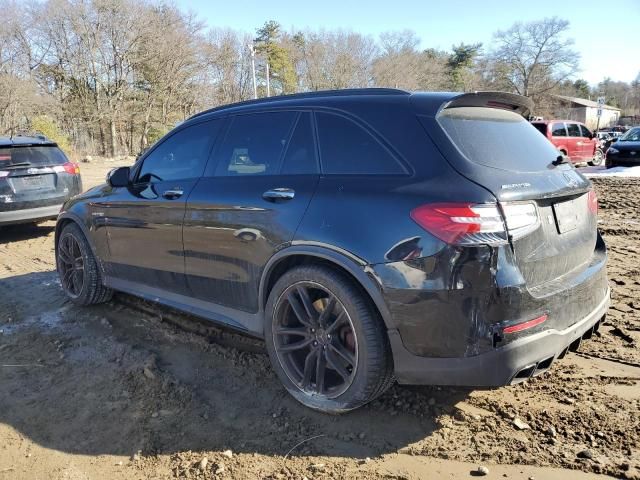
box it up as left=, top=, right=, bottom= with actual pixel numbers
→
left=265, top=265, right=394, bottom=413
left=57, top=223, right=113, bottom=305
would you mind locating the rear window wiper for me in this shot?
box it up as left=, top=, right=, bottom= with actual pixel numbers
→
left=1, top=162, right=32, bottom=169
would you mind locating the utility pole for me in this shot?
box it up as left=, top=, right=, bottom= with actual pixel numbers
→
left=265, top=61, right=270, bottom=97
left=248, top=43, right=257, bottom=99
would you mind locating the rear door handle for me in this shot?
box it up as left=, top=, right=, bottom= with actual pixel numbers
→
left=263, top=188, right=295, bottom=202
left=162, top=189, right=184, bottom=200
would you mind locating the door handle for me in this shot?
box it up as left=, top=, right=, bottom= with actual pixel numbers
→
left=162, top=189, right=184, bottom=199
left=263, top=188, right=295, bottom=202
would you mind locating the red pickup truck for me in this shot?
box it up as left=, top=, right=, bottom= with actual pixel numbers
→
left=531, top=120, right=603, bottom=166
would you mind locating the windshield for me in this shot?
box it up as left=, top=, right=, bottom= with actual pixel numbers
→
left=619, top=127, right=640, bottom=142
left=0, top=145, right=67, bottom=167
left=436, top=107, right=562, bottom=172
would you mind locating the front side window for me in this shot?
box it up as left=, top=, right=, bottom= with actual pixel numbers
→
left=137, top=121, right=219, bottom=184
left=580, top=125, right=593, bottom=138
left=566, top=123, right=581, bottom=137
left=551, top=123, right=567, bottom=137
left=315, top=112, right=406, bottom=175
left=214, top=111, right=298, bottom=176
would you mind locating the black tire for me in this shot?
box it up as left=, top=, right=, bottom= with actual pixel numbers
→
left=265, top=265, right=394, bottom=413
left=589, top=148, right=604, bottom=167
left=56, top=222, right=113, bottom=305
left=605, top=157, right=616, bottom=169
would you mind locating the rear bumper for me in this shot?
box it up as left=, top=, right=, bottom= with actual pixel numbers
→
left=391, top=286, right=610, bottom=386
left=0, top=204, right=62, bottom=225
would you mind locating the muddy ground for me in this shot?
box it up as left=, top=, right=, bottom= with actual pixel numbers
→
left=0, top=160, right=638, bottom=480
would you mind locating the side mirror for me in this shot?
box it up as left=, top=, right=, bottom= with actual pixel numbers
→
left=611, top=137, right=618, bottom=143
left=107, top=166, right=130, bottom=187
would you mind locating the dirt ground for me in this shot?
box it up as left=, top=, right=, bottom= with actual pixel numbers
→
left=0, top=159, right=638, bottom=480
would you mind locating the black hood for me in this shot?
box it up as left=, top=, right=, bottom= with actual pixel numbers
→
left=612, top=140, right=640, bottom=150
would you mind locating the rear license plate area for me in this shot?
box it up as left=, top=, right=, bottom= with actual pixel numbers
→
left=552, top=198, right=581, bottom=234
left=11, top=175, right=50, bottom=192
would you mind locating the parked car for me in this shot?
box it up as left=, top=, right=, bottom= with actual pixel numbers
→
left=606, top=126, right=640, bottom=168
left=531, top=120, right=603, bottom=166
left=55, top=89, right=609, bottom=413
left=0, top=135, right=82, bottom=226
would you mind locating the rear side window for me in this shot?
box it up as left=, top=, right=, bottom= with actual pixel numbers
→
left=551, top=123, right=567, bottom=137
left=0, top=146, right=67, bottom=167
left=315, top=112, right=405, bottom=175
left=566, top=123, right=581, bottom=137
left=435, top=107, right=562, bottom=172
left=214, top=111, right=297, bottom=176
left=138, top=120, right=219, bottom=183
left=280, top=113, right=319, bottom=175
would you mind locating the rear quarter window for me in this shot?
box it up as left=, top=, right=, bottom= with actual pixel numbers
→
left=315, top=112, right=406, bottom=175
left=435, top=107, right=562, bottom=172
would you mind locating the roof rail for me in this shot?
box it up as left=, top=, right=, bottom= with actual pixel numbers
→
left=189, top=88, right=410, bottom=120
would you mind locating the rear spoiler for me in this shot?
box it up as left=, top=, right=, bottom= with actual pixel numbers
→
left=440, top=91, right=535, bottom=118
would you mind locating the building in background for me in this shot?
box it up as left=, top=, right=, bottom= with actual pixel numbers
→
left=552, top=95, right=621, bottom=130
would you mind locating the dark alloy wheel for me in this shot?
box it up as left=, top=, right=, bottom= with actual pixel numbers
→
left=58, top=232, right=85, bottom=298
left=265, top=265, right=394, bottom=413
left=56, top=223, right=113, bottom=306
left=272, top=282, right=358, bottom=399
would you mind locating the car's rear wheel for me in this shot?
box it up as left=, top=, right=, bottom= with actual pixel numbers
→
left=265, top=265, right=393, bottom=413
left=57, top=223, right=113, bottom=305
left=589, top=148, right=604, bottom=166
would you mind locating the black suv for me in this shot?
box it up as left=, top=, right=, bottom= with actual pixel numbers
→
left=55, top=89, right=609, bottom=413
left=0, top=135, right=82, bottom=226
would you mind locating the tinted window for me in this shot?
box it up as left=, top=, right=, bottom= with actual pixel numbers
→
left=0, top=146, right=67, bottom=167
left=566, top=123, right=581, bottom=137
left=138, top=121, right=218, bottom=183
left=435, top=107, right=563, bottom=172
left=531, top=123, right=547, bottom=136
left=580, top=125, right=593, bottom=138
left=551, top=123, right=567, bottom=137
left=280, top=113, right=318, bottom=175
left=316, top=112, right=405, bottom=175
left=214, top=111, right=297, bottom=176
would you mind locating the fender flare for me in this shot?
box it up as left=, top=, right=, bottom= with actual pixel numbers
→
left=259, top=244, right=395, bottom=330
left=55, top=211, right=106, bottom=274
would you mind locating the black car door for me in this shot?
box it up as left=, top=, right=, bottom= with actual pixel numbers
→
left=183, top=111, right=320, bottom=332
left=101, top=119, right=222, bottom=293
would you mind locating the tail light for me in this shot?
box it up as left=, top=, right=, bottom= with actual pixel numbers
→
left=587, top=190, right=598, bottom=216
left=62, top=162, right=80, bottom=174
left=410, top=202, right=539, bottom=246
left=503, top=314, right=548, bottom=334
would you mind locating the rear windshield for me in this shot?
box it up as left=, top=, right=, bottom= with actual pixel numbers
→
left=0, top=145, right=67, bottom=167
left=436, top=107, right=561, bottom=172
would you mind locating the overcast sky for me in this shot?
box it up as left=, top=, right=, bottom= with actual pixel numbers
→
left=177, top=0, right=639, bottom=86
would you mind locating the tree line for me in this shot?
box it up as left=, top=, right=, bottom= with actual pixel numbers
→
left=1, top=0, right=638, bottom=157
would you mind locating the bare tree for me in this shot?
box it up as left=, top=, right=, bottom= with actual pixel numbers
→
left=489, top=17, right=579, bottom=98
